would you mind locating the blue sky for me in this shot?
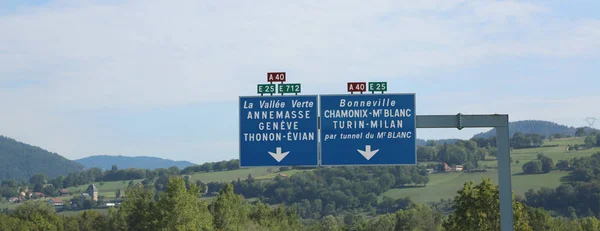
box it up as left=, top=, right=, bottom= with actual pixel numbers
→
left=0, top=0, right=599, bottom=164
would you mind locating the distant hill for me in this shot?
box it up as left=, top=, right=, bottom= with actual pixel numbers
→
left=0, top=136, right=84, bottom=182
left=75, top=155, right=195, bottom=170
left=472, top=120, right=578, bottom=139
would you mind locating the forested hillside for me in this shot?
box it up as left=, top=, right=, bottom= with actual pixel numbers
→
left=472, top=120, right=578, bottom=139
left=0, top=136, right=83, bottom=182
left=75, top=155, right=195, bottom=170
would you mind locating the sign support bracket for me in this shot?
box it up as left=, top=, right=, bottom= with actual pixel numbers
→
left=416, top=114, right=513, bottom=231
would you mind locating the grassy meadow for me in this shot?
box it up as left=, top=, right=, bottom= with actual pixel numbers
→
left=383, top=137, right=600, bottom=203
left=64, top=179, right=145, bottom=201
left=188, top=167, right=273, bottom=183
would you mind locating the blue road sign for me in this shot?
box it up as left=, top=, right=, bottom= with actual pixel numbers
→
left=239, top=95, right=319, bottom=167
left=320, top=94, right=416, bottom=166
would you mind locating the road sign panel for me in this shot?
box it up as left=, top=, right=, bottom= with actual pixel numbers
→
left=278, top=83, right=301, bottom=94
left=347, top=82, right=366, bottom=93
left=257, top=84, right=276, bottom=94
left=319, top=93, right=416, bottom=166
left=239, top=95, right=318, bottom=167
left=368, top=82, right=388, bottom=92
left=267, top=72, right=286, bottom=82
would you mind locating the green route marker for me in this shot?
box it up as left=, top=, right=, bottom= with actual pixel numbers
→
left=278, top=83, right=301, bottom=95
left=368, top=82, right=387, bottom=93
left=257, top=84, right=276, bottom=95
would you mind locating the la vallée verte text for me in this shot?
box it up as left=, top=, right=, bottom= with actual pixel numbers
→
left=242, top=99, right=316, bottom=142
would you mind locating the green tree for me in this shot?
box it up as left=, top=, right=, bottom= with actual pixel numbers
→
left=575, top=127, right=587, bottom=137
left=106, top=206, right=128, bottom=231
left=119, top=184, right=157, bottom=231
left=29, top=174, right=47, bottom=185
left=33, top=183, right=43, bottom=193
left=395, top=203, right=443, bottom=231
left=209, top=183, right=249, bottom=231
left=155, top=175, right=169, bottom=191
left=426, top=140, right=437, bottom=147
left=585, top=135, right=596, bottom=147
left=343, top=213, right=366, bottom=230
left=317, top=215, right=340, bottom=231
left=0, top=213, right=35, bottom=231
left=248, top=202, right=303, bottom=231
left=556, top=160, right=570, bottom=170
left=443, top=178, right=532, bottom=231
left=156, top=176, right=213, bottom=230
left=527, top=207, right=553, bottom=231
left=417, top=146, right=437, bottom=161
left=12, top=201, right=63, bottom=231
left=522, top=161, right=542, bottom=174
left=42, top=184, right=56, bottom=197
left=77, top=210, right=109, bottom=231
left=365, top=213, right=396, bottom=231
left=537, top=154, right=554, bottom=173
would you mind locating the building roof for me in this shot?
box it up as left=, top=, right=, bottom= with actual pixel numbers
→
left=49, top=198, right=63, bottom=203
left=81, top=193, right=91, bottom=198
left=87, top=184, right=98, bottom=192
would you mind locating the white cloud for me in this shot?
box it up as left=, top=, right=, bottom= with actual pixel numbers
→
left=0, top=0, right=599, bottom=161
left=1, top=0, right=599, bottom=108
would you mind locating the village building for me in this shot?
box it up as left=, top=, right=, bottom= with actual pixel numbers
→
left=79, top=193, right=91, bottom=205
left=454, top=165, right=464, bottom=171
left=443, top=163, right=465, bottom=172
left=86, top=184, right=99, bottom=201
left=58, top=189, right=71, bottom=196
left=48, top=198, right=64, bottom=210
left=32, top=192, right=46, bottom=199
left=78, top=184, right=99, bottom=206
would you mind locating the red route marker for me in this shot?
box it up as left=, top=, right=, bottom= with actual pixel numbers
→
left=347, top=82, right=367, bottom=93
left=267, top=72, right=286, bottom=83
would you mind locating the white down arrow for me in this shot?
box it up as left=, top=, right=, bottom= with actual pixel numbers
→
left=268, top=147, right=290, bottom=162
left=357, top=145, right=379, bottom=160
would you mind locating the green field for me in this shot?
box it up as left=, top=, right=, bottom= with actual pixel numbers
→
left=64, top=179, right=145, bottom=201
left=0, top=194, right=75, bottom=210
left=254, top=169, right=312, bottom=180
left=383, top=137, right=600, bottom=203
left=0, top=201, right=24, bottom=210
left=189, top=167, right=274, bottom=182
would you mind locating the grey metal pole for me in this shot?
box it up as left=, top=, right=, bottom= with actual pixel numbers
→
left=417, top=114, right=513, bottom=230
left=496, top=125, right=514, bottom=231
